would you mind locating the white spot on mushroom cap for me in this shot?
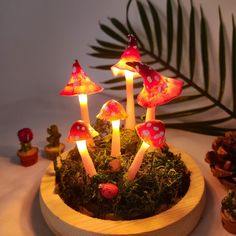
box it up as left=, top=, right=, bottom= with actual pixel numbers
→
left=133, top=46, right=137, bottom=49
left=142, top=129, right=150, bottom=136
left=77, top=126, right=80, bottom=130
left=146, top=122, right=152, bottom=128
left=147, top=76, right=152, bottom=83
left=72, top=67, right=77, bottom=73
left=153, top=134, right=159, bottom=139
left=81, top=127, right=85, bottom=131
left=135, top=65, right=140, bottom=72
left=159, top=131, right=164, bottom=136
left=153, top=126, right=159, bottom=131
left=154, top=75, right=159, bottom=81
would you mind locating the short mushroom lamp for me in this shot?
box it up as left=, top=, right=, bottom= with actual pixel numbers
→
left=60, top=60, right=103, bottom=127
left=111, top=34, right=141, bottom=130
left=127, top=120, right=166, bottom=181
left=67, top=120, right=97, bottom=177
left=96, top=99, right=127, bottom=157
left=127, top=62, right=184, bottom=121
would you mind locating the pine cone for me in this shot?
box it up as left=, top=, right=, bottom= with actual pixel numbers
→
left=205, top=131, right=236, bottom=188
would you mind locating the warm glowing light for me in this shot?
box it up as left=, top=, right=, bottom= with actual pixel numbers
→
left=112, top=120, right=120, bottom=131
left=78, top=94, right=87, bottom=105
left=78, top=94, right=90, bottom=124
left=76, top=140, right=87, bottom=152
left=124, top=70, right=135, bottom=130
left=111, top=67, right=120, bottom=76
left=124, top=70, right=134, bottom=81
left=127, top=142, right=150, bottom=181
left=111, top=120, right=121, bottom=157
left=76, top=140, right=97, bottom=177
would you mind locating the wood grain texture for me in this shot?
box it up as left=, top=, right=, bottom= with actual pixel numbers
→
left=39, top=146, right=206, bottom=236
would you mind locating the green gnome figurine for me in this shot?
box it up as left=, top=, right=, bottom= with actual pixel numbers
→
left=44, top=124, right=65, bottom=160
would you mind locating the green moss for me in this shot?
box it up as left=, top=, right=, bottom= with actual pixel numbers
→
left=54, top=120, right=190, bottom=220
left=222, top=190, right=236, bottom=220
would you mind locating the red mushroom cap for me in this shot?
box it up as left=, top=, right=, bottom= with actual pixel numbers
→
left=67, top=120, right=95, bottom=142
left=96, top=99, right=127, bottom=121
left=99, top=183, right=119, bottom=199
left=127, top=62, right=184, bottom=107
left=111, top=34, right=141, bottom=76
left=136, top=120, right=165, bottom=148
left=60, top=60, right=103, bottom=96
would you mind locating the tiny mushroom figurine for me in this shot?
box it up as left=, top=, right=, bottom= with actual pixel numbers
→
left=67, top=120, right=97, bottom=177
left=44, top=124, right=65, bottom=160
left=127, top=62, right=184, bottom=121
left=17, top=128, right=38, bottom=167
left=97, top=99, right=127, bottom=157
left=127, top=120, right=166, bottom=181
left=111, top=34, right=141, bottom=130
left=60, top=60, right=103, bottom=130
left=99, top=183, right=119, bottom=199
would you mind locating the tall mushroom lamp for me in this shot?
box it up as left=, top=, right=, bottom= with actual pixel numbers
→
left=111, top=34, right=141, bottom=130
left=127, top=62, right=184, bottom=121
left=96, top=100, right=127, bottom=157
left=67, top=120, right=97, bottom=177
left=60, top=60, right=103, bottom=127
left=127, top=120, right=166, bottom=181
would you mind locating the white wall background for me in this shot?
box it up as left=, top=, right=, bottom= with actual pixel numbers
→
left=0, top=0, right=236, bottom=143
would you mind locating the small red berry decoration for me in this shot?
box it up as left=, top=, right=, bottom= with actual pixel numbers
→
left=18, top=128, right=33, bottom=143
left=99, top=183, right=119, bottom=199
left=17, top=128, right=38, bottom=167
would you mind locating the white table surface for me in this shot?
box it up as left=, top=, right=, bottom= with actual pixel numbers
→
left=0, top=94, right=234, bottom=236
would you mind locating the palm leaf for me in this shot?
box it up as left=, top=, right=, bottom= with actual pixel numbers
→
left=200, top=7, right=209, bottom=91
left=218, top=7, right=226, bottom=101
left=156, top=104, right=215, bottom=120
left=104, top=76, right=125, bottom=84
left=99, top=23, right=127, bottom=44
left=90, top=64, right=113, bottom=70
left=96, top=39, right=125, bottom=50
left=232, top=16, right=236, bottom=113
left=126, top=0, right=144, bottom=48
left=137, top=1, right=153, bottom=51
left=168, top=95, right=203, bottom=104
left=189, top=0, right=195, bottom=80
left=89, top=0, right=236, bottom=135
left=148, top=0, right=162, bottom=57
left=109, top=18, right=129, bottom=36
left=176, top=0, right=183, bottom=70
left=167, top=0, right=173, bottom=63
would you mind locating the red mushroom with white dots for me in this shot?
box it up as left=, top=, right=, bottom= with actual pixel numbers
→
left=127, top=62, right=183, bottom=121
left=60, top=60, right=103, bottom=131
left=97, top=99, right=127, bottom=157
left=127, top=120, right=166, bottom=181
left=67, top=120, right=97, bottom=177
left=111, top=34, right=141, bottom=130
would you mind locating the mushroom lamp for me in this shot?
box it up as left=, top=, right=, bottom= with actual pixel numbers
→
left=60, top=60, right=103, bottom=127
left=67, top=120, right=97, bottom=177
left=96, top=99, right=127, bottom=157
left=111, top=34, right=141, bottom=130
left=127, top=120, right=166, bottom=181
left=127, top=62, right=183, bottom=121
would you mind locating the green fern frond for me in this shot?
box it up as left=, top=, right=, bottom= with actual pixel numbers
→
left=89, top=0, right=236, bottom=135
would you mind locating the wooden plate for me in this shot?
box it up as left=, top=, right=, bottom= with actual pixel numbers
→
left=40, top=146, right=205, bottom=236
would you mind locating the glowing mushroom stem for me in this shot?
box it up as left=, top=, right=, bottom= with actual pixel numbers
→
left=111, top=120, right=121, bottom=157
left=146, top=107, right=156, bottom=121
left=127, top=142, right=150, bottom=181
left=124, top=70, right=135, bottom=130
left=78, top=94, right=90, bottom=124
left=76, top=140, right=97, bottom=177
